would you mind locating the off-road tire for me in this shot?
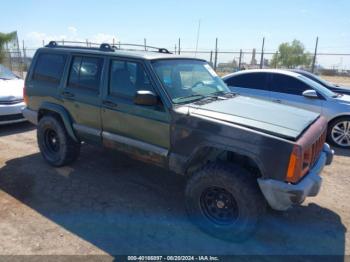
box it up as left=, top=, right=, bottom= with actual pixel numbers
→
left=327, top=116, right=350, bottom=149
left=37, top=116, right=80, bottom=167
left=185, top=162, right=266, bottom=242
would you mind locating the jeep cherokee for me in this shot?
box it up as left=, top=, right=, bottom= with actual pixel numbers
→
left=22, top=41, right=334, bottom=241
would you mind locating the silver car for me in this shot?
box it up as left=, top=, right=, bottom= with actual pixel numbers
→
left=0, top=65, right=26, bottom=125
left=223, top=69, right=350, bottom=148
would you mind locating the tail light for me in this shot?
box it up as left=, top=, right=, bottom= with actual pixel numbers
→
left=23, top=85, right=28, bottom=105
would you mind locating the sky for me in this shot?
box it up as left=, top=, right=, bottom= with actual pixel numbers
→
left=1, top=0, right=350, bottom=68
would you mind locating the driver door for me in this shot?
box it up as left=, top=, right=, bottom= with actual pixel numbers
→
left=101, top=58, right=170, bottom=167
left=268, top=73, right=323, bottom=114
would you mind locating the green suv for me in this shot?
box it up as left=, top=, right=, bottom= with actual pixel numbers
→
left=23, top=41, right=334, bottom=241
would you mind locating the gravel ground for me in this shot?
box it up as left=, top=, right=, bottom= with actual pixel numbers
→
left=0, top=122, right=349, bottom=257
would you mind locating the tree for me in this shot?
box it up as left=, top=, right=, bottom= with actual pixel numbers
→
left=271, top=40, right=312, bottom=68
left=0, top=31, right=17, bottom=64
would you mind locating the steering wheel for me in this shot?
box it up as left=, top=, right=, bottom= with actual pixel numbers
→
left=191, top=81, right=205, bottom=89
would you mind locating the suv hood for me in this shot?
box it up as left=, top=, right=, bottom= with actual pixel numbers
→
left=0, top=78, right=24, bottom=101
left=185, top=96, right=319, bottom=141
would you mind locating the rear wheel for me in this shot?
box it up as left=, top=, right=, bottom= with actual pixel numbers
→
left=327, top=117, right=350, bottom=148
left=37, top=115, right=80, bottom=166
left=185, top=162, right=266, bottom=242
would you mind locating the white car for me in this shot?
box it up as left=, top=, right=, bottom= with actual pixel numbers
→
left=0, top=65, right=26, bottom=125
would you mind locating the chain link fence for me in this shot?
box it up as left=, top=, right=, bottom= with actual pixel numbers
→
left=1, top=40, right=350, bottom=83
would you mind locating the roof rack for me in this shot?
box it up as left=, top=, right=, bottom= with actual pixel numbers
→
left=45, top=41, right=172, bottom=54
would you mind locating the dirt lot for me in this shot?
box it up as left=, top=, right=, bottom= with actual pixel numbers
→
left=0, top=122, right=349, bottom=257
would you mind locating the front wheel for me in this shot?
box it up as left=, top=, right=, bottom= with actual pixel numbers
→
left=327, top=117, right=350, bottom=148
left=185, top=162, right=266, bottom=242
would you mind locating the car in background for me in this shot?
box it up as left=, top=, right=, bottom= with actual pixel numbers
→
left=223, top=69, right=350, bottom=148
left=291, top=69, right=350, bottom=95
left=0, top=65, right=26, bottom=125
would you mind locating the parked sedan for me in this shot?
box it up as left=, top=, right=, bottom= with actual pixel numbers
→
left=291, top=69, right=350, bottom=95
left=0, top=65, right=26, bottom=125
left=223, top=69, right=350, bottom=148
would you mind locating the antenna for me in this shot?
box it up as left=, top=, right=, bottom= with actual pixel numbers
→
left=195, top=19, right=201, bottom=57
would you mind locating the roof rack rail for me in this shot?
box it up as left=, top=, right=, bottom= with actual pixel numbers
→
left=45, top=40, right=172, bottom=54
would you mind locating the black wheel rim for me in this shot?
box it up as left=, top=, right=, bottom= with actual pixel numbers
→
left=200, top=187, right=239, bottom=225
left=44, top=129, right=60, bottom=154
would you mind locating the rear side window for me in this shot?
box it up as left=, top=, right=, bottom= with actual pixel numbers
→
left=225, top=73, right=268, bottom=91
left=68, top=56, right=103, bottom=92
left=270, top=74, right=310, bottom=95
left=32, top=53, right=66, bottom=84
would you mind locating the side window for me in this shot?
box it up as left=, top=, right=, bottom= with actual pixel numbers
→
left=109, top=60, right=153, bottom=99
left=68, top=56, right=103, bottom=92
left=225, top=73, right=268, bottom=91
left=32, top=53, right=67, bottom=84
left=270, top=74, right=310, bottom=95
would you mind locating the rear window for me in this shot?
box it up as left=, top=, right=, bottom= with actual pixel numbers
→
left=225, top=73, right=268, bottom=91
left=68, top=56, right=103, bottom=92
left=32, top=53, right=67, bottom=84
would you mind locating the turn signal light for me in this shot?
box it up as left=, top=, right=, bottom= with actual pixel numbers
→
left=23, top=85, right=28, bottom=105
left=286, top=145, right=303, bottom=183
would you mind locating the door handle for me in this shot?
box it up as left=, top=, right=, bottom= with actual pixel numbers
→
left=103, top=100, right=118, bottom=108
left=62, top=91, right=75, bottom=98
left=272, top=99, right=282, bottom=103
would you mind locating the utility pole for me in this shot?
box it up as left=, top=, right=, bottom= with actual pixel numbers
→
left=178, top=38, right=181, bottom=55
left=214, top=38, right=218, bottom=71
left=238, top=49, right=242, bottom=70
left=312, top=37, right=319, bottom=73
left=195, top=19, right=201, bottom=57
left=260, top=37, right=265, bottom=69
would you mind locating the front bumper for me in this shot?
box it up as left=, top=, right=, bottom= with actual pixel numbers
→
left=0, top=102, right=26, bottom=125
left=257, top=143, right=334, bottom=211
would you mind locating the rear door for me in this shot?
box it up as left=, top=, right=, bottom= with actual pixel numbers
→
left=101, top=58, right=170, bottom=166
left=61, top=54, right=104, bottom=142
left=268, top=73, right=323, bottom=113
left=225, top=72, right=270, bottom=101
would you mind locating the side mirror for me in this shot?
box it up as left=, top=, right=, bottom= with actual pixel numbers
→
left=302, top=89, right=318, bottom=99
left=134, top=90, right=158, bottom=106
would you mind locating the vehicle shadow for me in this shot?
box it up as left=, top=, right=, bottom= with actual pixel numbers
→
left=0, top=145, right=346, bottom=257
left=0, top=122, right=35, bottom=137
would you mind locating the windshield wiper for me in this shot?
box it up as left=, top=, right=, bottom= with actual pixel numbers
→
left=173, top=94, right=206, bottom=103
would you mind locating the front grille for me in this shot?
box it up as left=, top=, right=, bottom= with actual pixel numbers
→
left=0, top=99, right=24, bottom=105
left=0, top=113, right=24, bottom=122
left=302, top=129, right=327, bottom=173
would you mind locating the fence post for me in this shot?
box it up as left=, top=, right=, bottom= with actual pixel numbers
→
left=209, top=51, right=213, bottom=65
left=62, top=39, right=65, bottom=45
left=86, top=39, right=89, bottom=47
left=238, top=49, right=242, bottom=70
left=144, top=38, right=147, bottom=51
left=42, top=40, right=45, bottom=47
left=312, top=36, right=319, bottom=73
left=260, top=37, right=265, bottom=69
left=175, top=45, right=177, bottom=54
left=178, top=38, right=181, bottom=55
left=214, top=38, right=218, bottom=71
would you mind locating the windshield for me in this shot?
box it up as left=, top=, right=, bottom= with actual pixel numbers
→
left=151, top=59, right=230, bottom=104
left=297, top=75, right=338, bottom=98
left=0, top=65, right=18, bottom=80
left=307, top=73, right=337, bottom=88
